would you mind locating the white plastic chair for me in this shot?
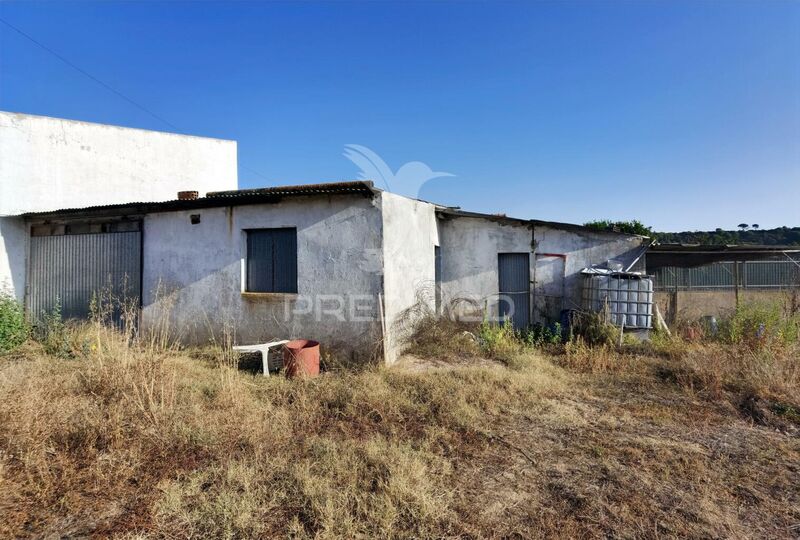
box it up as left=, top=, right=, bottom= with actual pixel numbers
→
left=232, top=340, right=290, bottom=376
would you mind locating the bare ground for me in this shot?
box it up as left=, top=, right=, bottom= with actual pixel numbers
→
left=395, top=354, right=800, bottom=538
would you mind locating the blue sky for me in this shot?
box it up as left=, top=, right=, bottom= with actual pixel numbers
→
left=1, top=1, right=797, bottom=231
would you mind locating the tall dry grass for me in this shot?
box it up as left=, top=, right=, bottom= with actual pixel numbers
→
left=2, top=300, right=799, bottom=537
left=0, top=318, right=566, bottom=538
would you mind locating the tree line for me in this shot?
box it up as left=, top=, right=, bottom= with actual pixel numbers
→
left=584, top=220, right=800, bottom=246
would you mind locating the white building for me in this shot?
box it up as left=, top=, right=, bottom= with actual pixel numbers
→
left=2, top=112, right=647, bottom=364
left=0, top=111, right=237, bottom=301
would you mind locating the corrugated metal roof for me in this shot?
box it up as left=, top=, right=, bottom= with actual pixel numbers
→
left=650, top=243, right=800, bottom=253
left=22, top=179, right=647, bottom=238
left=206, top=181, right=376, bottom=198
left=435, top=207, right=646, bottom=237
left=647, top=243, right=800, bottom=269
left=22, top=180, right=377, bottom=219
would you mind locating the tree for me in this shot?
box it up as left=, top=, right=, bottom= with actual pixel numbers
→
left=583, top=219, right=654, bottom=237
left=738, top=223, right=749, bottom=231
left=751, top=224, right=760, bottom=230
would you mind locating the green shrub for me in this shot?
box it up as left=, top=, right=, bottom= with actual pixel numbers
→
left=720, top=301, right=800, bottom=347
left=0, top=290, right=28, bottom=353
left=523, top=323, right=563, bottom=347
left=34, top=301, right=72, bottom=358
left=478, top=319, right=523, bottom=364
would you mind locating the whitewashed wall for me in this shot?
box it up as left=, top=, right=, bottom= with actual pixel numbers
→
left=0, top=217, right=26, bottom=300
left=0, top=111, right=238, bottom=301
left=379, top=192, right=439, bottom=364
left=438, top=215, right=647, bottom=325
left=438, top=217, right=533, bottom=321
left=141, top=195, right=384, bottom=364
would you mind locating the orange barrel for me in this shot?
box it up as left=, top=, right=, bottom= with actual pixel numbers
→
left=283, top=340, right=320, bottom=378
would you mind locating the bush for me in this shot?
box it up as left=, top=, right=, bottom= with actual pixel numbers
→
left=404, top=315, right=482, bottom=361
left=0, top=291, right=28, bottom=353
left=719, top=301, right=800, bottom=347
left=522, top=323, right=562, bottom=347
left=568, top=311, right=618, bottom=347
left=478, top=319, right=523, bottom=364
left=34, top=301, right=72, bottom=358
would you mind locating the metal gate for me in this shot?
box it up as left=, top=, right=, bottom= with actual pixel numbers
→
left=28, top=229, right=142, bottom=322
left=498, top=253, right=530, bottom=330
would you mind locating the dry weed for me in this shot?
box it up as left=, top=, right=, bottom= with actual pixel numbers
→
left=0, top=321, right=798, bottom=538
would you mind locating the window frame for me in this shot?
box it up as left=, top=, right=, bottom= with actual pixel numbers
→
left=244, top=227, right=298, bottom=294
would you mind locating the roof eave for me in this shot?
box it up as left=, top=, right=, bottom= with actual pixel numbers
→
left=21, top=180, right=378, bottom=220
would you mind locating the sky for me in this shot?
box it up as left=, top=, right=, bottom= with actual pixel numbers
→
left=0, top=1, right=798, bottom=231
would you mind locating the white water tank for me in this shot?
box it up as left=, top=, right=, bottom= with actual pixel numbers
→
left=581, top=272, right=654, bottom=329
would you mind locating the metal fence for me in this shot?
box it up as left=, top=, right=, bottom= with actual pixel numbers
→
left=653, top=260, right=800, bottom=291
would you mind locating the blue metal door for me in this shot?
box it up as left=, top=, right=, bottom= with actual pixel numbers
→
left=498, top=253, right=530, bottom=330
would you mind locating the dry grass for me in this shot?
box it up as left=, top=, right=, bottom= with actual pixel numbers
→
left=403, top=314, right=482, bottom=361
left=0, top=321, right=799, bottom=538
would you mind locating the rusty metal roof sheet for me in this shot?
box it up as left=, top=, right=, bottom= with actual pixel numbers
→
left=22, top=180, right=377, bottom=219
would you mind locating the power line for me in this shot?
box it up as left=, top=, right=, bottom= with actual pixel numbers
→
left=0, top=16, right=272, bottom=182
left=0, top=16, right=180, bottom=131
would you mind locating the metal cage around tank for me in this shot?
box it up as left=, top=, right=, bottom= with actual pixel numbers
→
left=581, top=272, right=654, bottom=329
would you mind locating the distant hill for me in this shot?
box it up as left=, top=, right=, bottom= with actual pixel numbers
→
left=655, top=227, right=800, bottom=246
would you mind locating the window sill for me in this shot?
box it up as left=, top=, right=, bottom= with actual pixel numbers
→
left=241, top=292, right=299, bottom=301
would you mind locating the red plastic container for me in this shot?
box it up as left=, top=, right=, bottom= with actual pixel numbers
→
left=283, top=339, right=320, bottom=378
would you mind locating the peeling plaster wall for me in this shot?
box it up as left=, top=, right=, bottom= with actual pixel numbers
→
left=141, top=195, right=384, bottom=364
left=0, top=111, right=238, bottom=302
left=0, top=217, right=27, bottom=301
left=438, top=216, right=648, bottom=325
left=438, top=217, right=533, bottom=321
left=379, top=192, right=439, bottom=364
left=0, top=112, right=237, bottom=215
left=533, top=225, right=647, bottom=320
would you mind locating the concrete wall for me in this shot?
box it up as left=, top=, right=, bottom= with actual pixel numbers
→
left=379, top=192, right=439, bottom=364
left=0, top=217, right=27, bottom=301
left=0, top=111, right=238, bottom=299
left=438, top=216, right=533, bottom=321
left=141, top=195, right=384, bottom=364
left=0, top=111, right=237, bottom=215
left=533, top=225, right=647, bottom=321
left=0, top=111, right=238, bottom=302
left=437, top=217, right=648, bottom=325
left=655, top=289, right=796, bottom=323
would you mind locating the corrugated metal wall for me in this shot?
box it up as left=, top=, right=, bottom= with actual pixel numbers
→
left=28, top=231, right=141, bottom=321
left=498, top=253, right=531, bottom=330
left=653, top=260, right=800, bottom=290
